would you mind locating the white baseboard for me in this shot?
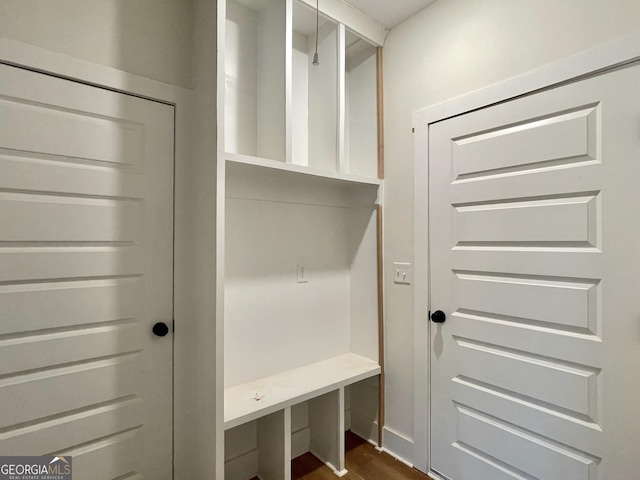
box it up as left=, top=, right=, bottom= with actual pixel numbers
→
left=349, top=412, right=416, bottom=467
left=381, top=426, right=415, bottom=467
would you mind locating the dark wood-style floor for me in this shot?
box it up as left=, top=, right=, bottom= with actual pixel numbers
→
left=252, top=431, right=430, bottom=480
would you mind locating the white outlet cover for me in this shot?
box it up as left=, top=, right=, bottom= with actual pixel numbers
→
left=393, top=262, right=412, bottom=285
left=297, top=264, right=308, bottom=283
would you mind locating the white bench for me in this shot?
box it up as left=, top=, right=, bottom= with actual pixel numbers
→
left=224, top=353, right=381, bottom=479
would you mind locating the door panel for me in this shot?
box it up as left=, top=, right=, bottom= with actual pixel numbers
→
left=0, top=65, right=174, bottom=479
left=452, top=106, right=597, bottom=180
left=429, top=63, right=640, bottom=479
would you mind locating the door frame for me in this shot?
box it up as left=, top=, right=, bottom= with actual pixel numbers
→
left=0, top=38, right=218, bottom=480
left=411, top=31, right=640, bottom=476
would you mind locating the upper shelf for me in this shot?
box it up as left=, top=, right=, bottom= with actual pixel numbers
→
left=224, top=353, right=381, bottom=430
left=226, top=152, right=381, bottom=187
left=223, top=0, right=380, bottom=179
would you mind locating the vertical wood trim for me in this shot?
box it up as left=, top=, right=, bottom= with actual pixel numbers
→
left=376, top=47, right=384, bottom=180
left=376, top=44, right=385, bottom=447
left=337, top=23, right=347, bottom=173
left=285, top=0, right=293, bottom=164
left=376, top=203, right=385, bottom=447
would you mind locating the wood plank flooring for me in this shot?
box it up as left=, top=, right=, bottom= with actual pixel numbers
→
left=290, top=431, right=430, bottom=480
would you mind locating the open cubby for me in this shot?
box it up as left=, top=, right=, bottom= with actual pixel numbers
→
left=224, top=379, right=378, bottom=480
left=225, top=410, right=291, bottom=480
left=224, top=168, right=379, bottom=390
left=292, top=1, right=339, bottom=172
left=345, top=30, right=378, bottom=179
left=225, top=0, right=286, bottom=162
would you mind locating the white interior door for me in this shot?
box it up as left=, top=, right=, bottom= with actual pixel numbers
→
left=0, top=64, right=174, bottom=479
left=429, top=63, right=640, bottom=480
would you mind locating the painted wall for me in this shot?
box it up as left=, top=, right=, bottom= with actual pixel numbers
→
left=382, top=0, right=640, bottom=465
left=0, top=0, right=193, bottom=88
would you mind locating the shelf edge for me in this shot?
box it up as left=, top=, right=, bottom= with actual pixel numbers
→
left=225, top=152, right=381, bottom=187
left=224, top=354, right=381, bottom=430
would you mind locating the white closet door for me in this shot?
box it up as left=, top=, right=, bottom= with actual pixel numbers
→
left=429, top=63, right=640, bottom=480
left=0, top=64, right=174, bottom=479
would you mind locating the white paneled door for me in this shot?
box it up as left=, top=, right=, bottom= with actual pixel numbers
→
left=0, top=65, right=174, bottom=479
left=429, top=63, right=640, bottom=479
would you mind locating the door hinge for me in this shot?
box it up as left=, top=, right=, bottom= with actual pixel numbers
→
left=172, top=320, right=175, bottom=332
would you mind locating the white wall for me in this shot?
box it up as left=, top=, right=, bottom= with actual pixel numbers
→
left=225, top=195, right=351, bottom=387
left=0, top=0, right=193, bottom=88
left=382, top=0, right=640, bottom=465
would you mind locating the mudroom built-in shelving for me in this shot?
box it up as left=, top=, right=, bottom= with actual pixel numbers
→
left=218, top=0, right=384, bottom=478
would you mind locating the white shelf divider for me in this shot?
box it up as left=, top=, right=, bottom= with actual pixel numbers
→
left=285, top=0, right=293, bottom=164
left=257, top=408, right=292, bottom=480
left=226, top=152, right=380, bottom=187
left=224, top=353, right=381, bottom=430
left=337, top=23, right=347, bottom=174
left=309, top=387, right=348, bottom=477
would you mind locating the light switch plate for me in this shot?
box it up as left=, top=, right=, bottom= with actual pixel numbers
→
left=393, top=262, right=412, bottom=285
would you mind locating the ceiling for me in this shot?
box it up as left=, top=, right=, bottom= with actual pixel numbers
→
left=341, top=0, right=437, bottom=30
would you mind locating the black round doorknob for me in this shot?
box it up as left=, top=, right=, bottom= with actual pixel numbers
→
left=152, top=322, right=170, bottom=337
left=430, top=310, right=446, bottom=323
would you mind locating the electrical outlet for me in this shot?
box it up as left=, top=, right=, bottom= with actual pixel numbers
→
left=297, top=264, right=308, bottom=283
left=393, top=262, right=412, bottom=285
